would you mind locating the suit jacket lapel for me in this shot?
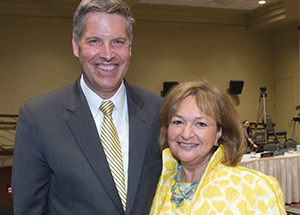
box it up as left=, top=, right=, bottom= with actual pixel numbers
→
left=65, top=77, right=124, bottom=213
left=124, top=81, right=148, bottom=214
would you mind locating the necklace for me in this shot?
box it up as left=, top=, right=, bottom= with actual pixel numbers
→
left=171, top=164, right=204, bottom=207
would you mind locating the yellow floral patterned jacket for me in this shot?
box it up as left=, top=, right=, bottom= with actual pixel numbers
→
left=150, top=147, right=286, bottom=215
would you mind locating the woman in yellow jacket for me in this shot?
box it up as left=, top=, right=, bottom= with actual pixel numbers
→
left=150, top=80, right=286, bottom=215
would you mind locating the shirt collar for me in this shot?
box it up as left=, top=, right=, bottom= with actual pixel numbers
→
left=161, top=147, right=223, bottom=183
left=80, top=75, right=126, bottom=118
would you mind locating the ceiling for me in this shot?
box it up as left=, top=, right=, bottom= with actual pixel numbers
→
left=125, top=0, right=299, bottom=32
left=139, top=0, right=280, bottom=10
left=0, top=0, right=298, bottom=32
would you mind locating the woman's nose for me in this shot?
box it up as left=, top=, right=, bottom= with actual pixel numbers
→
left=181, top=125, right=194, bottom=140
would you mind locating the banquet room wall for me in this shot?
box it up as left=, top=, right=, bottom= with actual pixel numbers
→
left=272, top=27, right=300, bottom=142
left=0, top=15, right=299, bottom=142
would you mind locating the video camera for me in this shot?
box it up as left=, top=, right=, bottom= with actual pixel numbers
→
left=260, top=87, right=267, bottom=92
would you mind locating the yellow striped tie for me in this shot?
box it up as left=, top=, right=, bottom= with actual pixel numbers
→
left=100, top=100, right=126, bottom=211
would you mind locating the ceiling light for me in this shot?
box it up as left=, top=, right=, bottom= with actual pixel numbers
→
left=258, top=0, right=266, bottom=4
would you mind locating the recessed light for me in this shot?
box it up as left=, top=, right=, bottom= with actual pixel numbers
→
left=258, top=0, right=266, bottom=4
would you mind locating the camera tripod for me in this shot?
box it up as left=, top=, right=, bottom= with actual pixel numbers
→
left=253, top=87, right=279, bottom=150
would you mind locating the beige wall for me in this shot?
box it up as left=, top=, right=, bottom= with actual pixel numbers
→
left=0, top=23, right=80, bottom=113
left=273, top=27, right=300, bottom=141
left=127, top=24, right=275, bottom=121
left=0, top=14, right=299, bottom=141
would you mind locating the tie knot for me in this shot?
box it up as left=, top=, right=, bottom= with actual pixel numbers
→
left=100, top=100, right=114, bottom=116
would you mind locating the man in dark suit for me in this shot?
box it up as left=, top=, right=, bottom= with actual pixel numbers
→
left=11, top=0, right=163, bottom=214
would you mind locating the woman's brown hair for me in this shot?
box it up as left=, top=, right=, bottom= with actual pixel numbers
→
left=158, top=80, right=246, bottom=166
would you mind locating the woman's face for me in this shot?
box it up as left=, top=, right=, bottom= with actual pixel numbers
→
left=168, top=95, right=222, bottom=168
left=243, top=121, right=250, bottom=128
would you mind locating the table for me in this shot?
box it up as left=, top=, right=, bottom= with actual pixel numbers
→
left=240, top=151, right=300, bottom=204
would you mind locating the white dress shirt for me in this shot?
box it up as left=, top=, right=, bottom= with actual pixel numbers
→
left=80, top=75, right=129, bottom=192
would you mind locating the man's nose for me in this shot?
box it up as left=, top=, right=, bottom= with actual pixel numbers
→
left=99, top=43, right=115, bottom=61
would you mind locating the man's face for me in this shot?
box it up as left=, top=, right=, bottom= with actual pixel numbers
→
left=72, top=12, right=131, bottom=99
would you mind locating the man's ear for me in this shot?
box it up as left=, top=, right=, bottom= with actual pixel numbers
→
left=72, top=37, right=79, bottom=58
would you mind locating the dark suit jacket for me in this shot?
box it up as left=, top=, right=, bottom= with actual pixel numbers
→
left=12, top=76, right=163, bottom=215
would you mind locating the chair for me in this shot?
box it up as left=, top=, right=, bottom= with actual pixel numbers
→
left=284, top=139, right=297, bottom=149
left=263, top=143, right=278, bottom=152
left=252, top=131, right=266, bottom=152
left=268, top=131, right=287, bottom=142
left=265, top=117, right=287, bottom=143
left=253, top=131, right=266, bottom=144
